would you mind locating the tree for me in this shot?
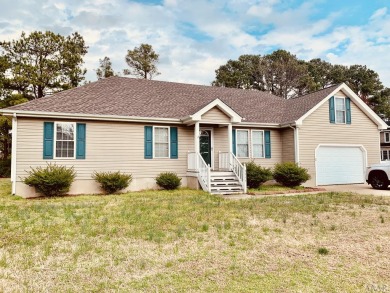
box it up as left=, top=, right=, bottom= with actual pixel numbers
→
left=370, top=88, right=390, bottom=121
left=260, top=50, right=308, bottom=99
left=96, top=56, right=115, bottom=79
left=0, top=31, right=88, bottom=99
left=213, top=55, right=262, bottom=89
left=345, top=65, right=383, bottom=104
left=0, top=94, right=28, bottom=159
left=123, top=44, right=160, bottom=79
left=306, top=58, right=333, bottom=90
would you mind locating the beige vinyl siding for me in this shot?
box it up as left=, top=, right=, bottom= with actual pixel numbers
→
left=213, top=126, right=229, bottom=168
left=16, top=118, right=194, bottom=183
left=281, top=128, right=295, bottom=162
left=234, top=128, right=282, bottom=168
left=299, top=92, right=380, bottom=186
left=201, top=107, right=230, bottom=124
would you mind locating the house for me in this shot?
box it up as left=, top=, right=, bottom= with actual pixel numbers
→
left=1, top=77, right=387, bottom=197
left=380, top=123, right=390, bottom=161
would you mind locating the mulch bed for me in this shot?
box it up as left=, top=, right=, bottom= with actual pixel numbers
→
left=248, top=187, right=327, bottom=196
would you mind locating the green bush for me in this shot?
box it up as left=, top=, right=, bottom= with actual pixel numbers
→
left=0, top=159, right=11, bottom=178
left=245, top=161, right=273, bottom=188
left=156, top=172, right=181, bottom=190
left=92, top=171, right=132, bottom=194
left=23, top=164, right=76, bottom=196
left=273, top=162, right=311, bottom=187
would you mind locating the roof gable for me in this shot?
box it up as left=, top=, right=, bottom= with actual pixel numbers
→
left=294, top=83, right=387, bottom=130
left=183, top=99, right=241, bottom=124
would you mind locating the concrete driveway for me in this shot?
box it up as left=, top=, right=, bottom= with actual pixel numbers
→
left=324, top=183, right=390, bottom=196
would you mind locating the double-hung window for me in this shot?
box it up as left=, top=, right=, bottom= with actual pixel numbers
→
left=252, top=130, right=264, bottom=158
left=236, top=130, right=249, bottom=158
left=335, top=97, right=346, bottom=124
left=154, top=127, right=170, bottom=158
left=385, top=132, right=390, bottom=143
left=55, top=122, right=76, bottom=158
left=382, top=150, right=390, bottom=161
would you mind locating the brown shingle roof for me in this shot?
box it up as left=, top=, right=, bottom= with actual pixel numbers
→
left=4, top=76, right=340, bottom=124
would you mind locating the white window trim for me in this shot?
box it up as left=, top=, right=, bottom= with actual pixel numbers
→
left=381, top=150, right=390, bottom=161
left=153, top=126, right=170, bottom=159
left=334, top=97, right=346, bottom=124
left=236, top=129, right=250, bottom=158
left=54, top=122, right=76, bottom=160
left=384, top=132, right=390, bottom=143
left=251, top=130, right=265, bottom=158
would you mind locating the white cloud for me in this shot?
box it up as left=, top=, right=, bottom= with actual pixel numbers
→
left=0, top=1, right=390, bottom=86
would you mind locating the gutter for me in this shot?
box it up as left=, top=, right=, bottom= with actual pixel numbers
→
left=0, top=110, right=183, bottom=124
left=11, top=113, right=17, bottom=195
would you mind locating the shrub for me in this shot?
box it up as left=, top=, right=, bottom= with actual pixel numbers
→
left=273, top=162, right=311, bottom=187
left=92, top=171, right=132, bottom=194
left=23, top=164, right=76, bottom=196
left=0, top=159, right=11, bottom=178
left=156, top=172, right=181, bottom=190
left=245, top=161, right=273, bottom=189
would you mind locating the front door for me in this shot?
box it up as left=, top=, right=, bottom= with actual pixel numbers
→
left=199, top=130, right=212, bottom=167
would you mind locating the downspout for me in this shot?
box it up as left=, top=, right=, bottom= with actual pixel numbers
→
left=289, top=124, right=300, bottom=165
left=11, top=113, right=17, bottom=195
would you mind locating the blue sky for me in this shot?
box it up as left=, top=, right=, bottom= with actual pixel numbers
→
left=0, top=0, right=390, bottom=86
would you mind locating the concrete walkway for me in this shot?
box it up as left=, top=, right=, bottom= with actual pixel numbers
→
left=221, top=183, right=390, bottom=200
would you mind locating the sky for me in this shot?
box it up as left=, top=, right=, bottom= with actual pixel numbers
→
left=0, top=0, right=390, bottom=86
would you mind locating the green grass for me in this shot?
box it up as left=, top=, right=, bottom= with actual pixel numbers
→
left=0, top=179, right=389, bottom=292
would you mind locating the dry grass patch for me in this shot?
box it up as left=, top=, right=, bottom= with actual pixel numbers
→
left=0, top=179, right=390, bottom=292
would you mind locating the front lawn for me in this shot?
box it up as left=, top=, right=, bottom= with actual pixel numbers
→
left=0, top=179, right=389, bottom=291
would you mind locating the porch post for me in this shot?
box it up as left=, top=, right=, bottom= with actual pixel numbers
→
left=195, top=121, right=200, bottom=153
left=228, top=123, right=232, bottom=154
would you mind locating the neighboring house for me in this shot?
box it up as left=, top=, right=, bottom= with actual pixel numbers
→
left=380, top=123, right=390, bottom=161
left=1, top=77, right=387, bottom=197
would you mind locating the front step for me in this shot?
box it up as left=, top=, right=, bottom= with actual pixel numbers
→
left=209, top=171, right=244, bottom=195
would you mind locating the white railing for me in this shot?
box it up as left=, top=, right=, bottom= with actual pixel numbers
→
left=219, top=152, right=247, bottom=193
left=188, top=152, right=211, bottom=192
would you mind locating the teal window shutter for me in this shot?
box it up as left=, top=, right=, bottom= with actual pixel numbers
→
left=329, top=96, right=335, bottom=123
left=144, top=126, right=153, bottom=159
left=265, top=130, right=271, bottom=158
left=346, top=97, right=351, bottom=124
left=43, top=122, right=54, bottom=159
left=232, top=129, right=236, bottom=155
left=76, top=123, right=86, bottom=159
left=170, top=127, right=178, bottom=159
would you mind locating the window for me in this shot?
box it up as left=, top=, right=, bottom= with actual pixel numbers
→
left=252, top=130, right=264, bottom=158
left=382, top=150, right=390, bottom=161
left=236, top=130, right=249, bottom=158
left=55, top=122, right=75, bottom=158
left=154, top=127, right=169, bottom=158
left=385, top=132, right=390, bottom=143
left=335, top=97, right=346, bottom=124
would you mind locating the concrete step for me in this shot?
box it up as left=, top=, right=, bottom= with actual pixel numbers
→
left=211, top=190, right=244, bottom=195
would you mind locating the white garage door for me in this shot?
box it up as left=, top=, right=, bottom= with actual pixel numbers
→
left=316, top=146, right=365, bottom=185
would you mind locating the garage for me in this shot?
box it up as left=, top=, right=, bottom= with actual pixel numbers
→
left=316, top=145, right=366, bottom=185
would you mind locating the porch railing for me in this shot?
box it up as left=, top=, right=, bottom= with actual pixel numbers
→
left=188, top=151, right=211, bottom=192
left=219, top=152, right=247, bottom=193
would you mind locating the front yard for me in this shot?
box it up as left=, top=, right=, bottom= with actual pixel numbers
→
left=0, top=179, right=389, bottom=292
